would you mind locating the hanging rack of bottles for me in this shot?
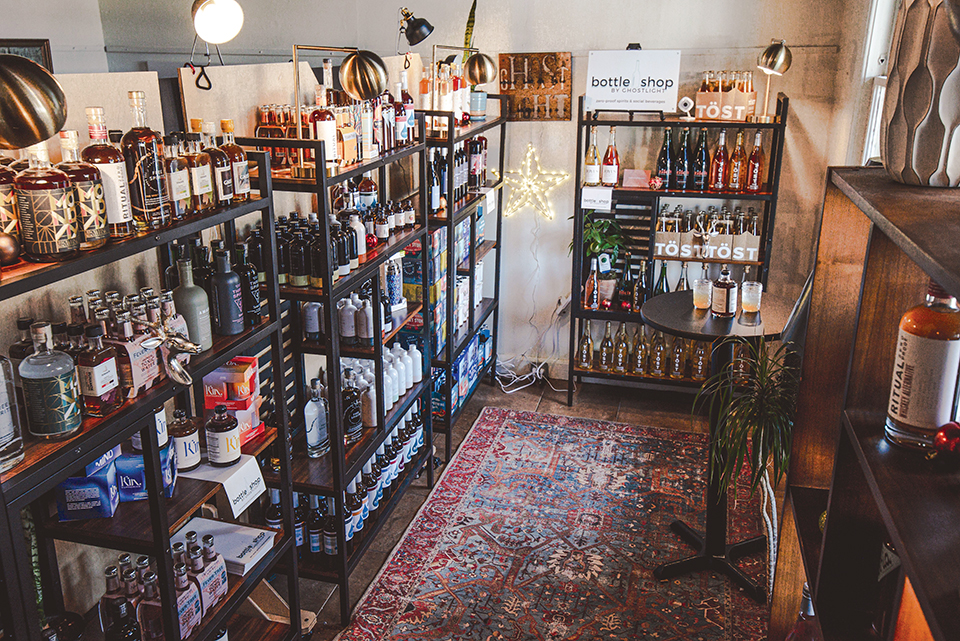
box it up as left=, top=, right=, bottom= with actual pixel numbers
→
left=0, top=88, right=301, bottom=641
left=235, top=52, right=435, bottom=626
left=566, top=91, right=789, bottom=404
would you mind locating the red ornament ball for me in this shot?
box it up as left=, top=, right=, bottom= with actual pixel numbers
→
left=933, top=421, right=960, bottom=456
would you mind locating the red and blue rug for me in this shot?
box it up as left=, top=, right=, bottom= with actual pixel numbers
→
left=337, top=407, right=768, bottom=640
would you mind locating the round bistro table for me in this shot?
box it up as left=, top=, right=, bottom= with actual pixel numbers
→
left=641, top=289, right=797, bottom=604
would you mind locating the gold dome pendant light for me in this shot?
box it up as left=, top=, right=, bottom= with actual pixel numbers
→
left=0, top=54, right=67, bottom=150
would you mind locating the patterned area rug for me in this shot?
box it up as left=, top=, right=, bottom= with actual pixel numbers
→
left=337, top=408, right=768, bottom=641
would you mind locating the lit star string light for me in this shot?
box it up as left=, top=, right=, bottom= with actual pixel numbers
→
left=493, top=143, right=569, bottom=220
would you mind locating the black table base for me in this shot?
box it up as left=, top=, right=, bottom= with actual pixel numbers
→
left=654, top=519, right=767, bottom=604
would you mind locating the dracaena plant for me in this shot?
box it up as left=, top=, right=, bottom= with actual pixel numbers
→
left=695, top=337, right=800, bottom=494
left=569, top=210, right=625, bottom=263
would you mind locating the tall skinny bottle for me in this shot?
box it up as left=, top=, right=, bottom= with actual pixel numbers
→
left=656, top=128, right=675, bottom=189
left=172, top=258, right=213, bottom=351
left=121, top=91, right=170, bottom=230
left=583, top=125, right=601, bottom=186
left=209, top=250, right=244, bottom=336
left=708, top=129, right=729, bottom=192
left=601, top=127, right=620, bottom=187
left=727, top=129, right=748, bottom=193
left=692, top=127, right=711, bottom=192
left=745, top=130, right=765, bottom=193
left=673, top=127, right=692, bottom=191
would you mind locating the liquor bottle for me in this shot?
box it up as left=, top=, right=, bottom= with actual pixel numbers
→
left=784, top=583, right=818, bottom=641
left=885, top=279, right=960, bottom=448
left=598, top=321, right=615, bottom=372
left=342, top=369, right=364, bottom=446
left=173, top=562, right=202, bottom=640
left=613, top=323, right=630, bottom=374
left=136, top=572, right=164, bottom=641
left=649, top=331, right=667, bottom=377
left=584, top=257, right=600, bottom=310
left=692, top=127, right=711, bottom=192
left=161, top=135, right=191, bottom=221
left=78, top=324, right=124, bottom=417
left=727, top=129, right=748, bottom=193
left=183, top=133, right=215, bottom=215
left=322, top=496, right=338, bottom=559
left=0, top=352, right=23, bottom=471
left=215, top=119, right=250, bottom=203
left=0, top=162, right=17, bottom=243
left=617, top=253, right=635, bottom=311
left=630, top=325, right=648, bottom=376
left=14, top=142, right=80, bottom=262
left=305, top=377, right=330, bottom=458
left=120, top=569, right=141, bottom=611
left=169, top=409, right=200, bottom=472
left=429, top=153, right=442, bottom=216
left=583, top=125, right=601, bottom=186
left=233, top=243, right=261, bottom=327
left=358, top=172, right=378, bottom=211
left=117, top=553, right=133, bottom=577
left=711, top=265, right=738, bottom=318
left=246, top=226, right=266, bottom=283
left=293, top=492, right=307, bottom=553
left=708, top=129, right=729, bottom=192
left=201, top=121, right=234, bottom=206
left=401, top=70, right=416, bottom=142
left=56, top=130, right=109, bottom=251
left=601, top=127, right=620, bottom=187
left=745, top=130, right=765, bottom=193
left=264, top=488, right=283, bottom=529
left=656, top=128, right=675, bottom=189
left=670, top=336, right=687, bottom=379
left=121, top=91, right=170, bottom=230
left=104, top=599, right=140, bottom=641
left=631, top=258, right=648, bottom=313
left=205, top=404, right=241, bottom=466
left=675, top=263, right=689, bottom=291
left=288, top=230, right=310, bottom=287
left=52, top=322, right=70, bottom=353
left=99, top=566, right=125, bottom=632
left=82, top=107, right=136, bottom=241
left=20, top=322, right=82, bottom=439
left=653, top=260, right=670, bottom=296
left=306, top=494, right=325, bottom=558
left=209, top=250, right=245, bottom=336
left=172, top=259, right=213, bottom=351
left=673, top=127, right=692, bottom=191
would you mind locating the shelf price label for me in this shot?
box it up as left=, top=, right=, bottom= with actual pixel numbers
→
left=581, top=186, right=613, bottom=211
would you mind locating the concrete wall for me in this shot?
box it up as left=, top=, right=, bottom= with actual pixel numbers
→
left=0, top=0, right=108, bottom=72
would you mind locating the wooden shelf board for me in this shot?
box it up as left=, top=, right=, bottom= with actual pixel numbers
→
left=456, top=241, right=497, bottom=274
left=613, top=187, right=773, bottom=201
left=572, top=365, right=703, bottom=388
left=225, top=614, right=290, bottom=641
left=423, top=112, right=506, bottom=145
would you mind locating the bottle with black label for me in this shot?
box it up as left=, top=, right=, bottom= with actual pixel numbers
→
left=121, top=91, right=170, bottom=231
left=57, top=130, right=109, bottom=250
left=692, top=127, right=711, bottom=192
left=307, top=494, right=325, bottom=557
left=233, top=243, right=261, bottom=327
left=342, top=369, right=364, bottom=446
left=204, top=404, right=240, bottom=467
left=15, top=142, right=80, bottom=262
left=209, top=250, right=244, bottom=336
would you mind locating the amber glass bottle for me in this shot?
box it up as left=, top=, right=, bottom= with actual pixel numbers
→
left=219, top=120, right=250, bottom=203
left=121, top=91, right=171, bottom=231
left=183, top=133, right=214, bottom=215
left=14, top=142, right=80, bottom=262
left=201, top=122, right=233, bottom=207
left=57, top=130, right=108, bottom=251
left=82, top=107, right=136, bottom=241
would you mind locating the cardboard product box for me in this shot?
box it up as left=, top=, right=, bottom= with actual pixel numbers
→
left=402, top=251, right=447, bottom=287
left=104, top=336, right=163, bottom=400
left=653, top=230, right=681, bottom=259
left=702, top=234, right=734, bottom=262
left=733, top=231, right=762, bottom=263
left=431, top=367, right=448, bottom=419
left=203, top=357, right=259, bottom=409
left=428, top=226, right=447, bottom=255
left=204, top=398, right=264, bottom=447
left=479, top=329, right=493, bottom=367
left=467, top=335, right=480, bottom=390
left=455, top=277, right=470, bottom=328
left=476, top=209, right=485, bottom=245
left=56, top=461, right=119, bottom=521
left=85, top=444, right=122, bottom=476
left=694, top=89, right=757, bottom=122
left=115, top=442, right=178, bottom=502
left=475, top=260, right=485, bottom=308
left=456, top=353, right=469, bottom=407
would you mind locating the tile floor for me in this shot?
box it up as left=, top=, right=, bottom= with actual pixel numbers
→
left=287, top=379, right=707, bottom=639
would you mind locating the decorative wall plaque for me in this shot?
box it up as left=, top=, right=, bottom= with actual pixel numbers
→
left=498, top=53, right=571, bottom=121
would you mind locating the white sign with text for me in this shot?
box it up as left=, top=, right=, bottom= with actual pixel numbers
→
left=585, top=50, right=681, bottom=111
left=581, top=186, right=613, bottom=211
left=179, top=455, right=265, bottom=518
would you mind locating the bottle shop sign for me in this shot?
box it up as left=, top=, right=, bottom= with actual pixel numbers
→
left=586, top=50, right=681, bottom=111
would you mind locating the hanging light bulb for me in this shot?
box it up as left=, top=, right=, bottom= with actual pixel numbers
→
left=192, top=0, right=245, bottom=45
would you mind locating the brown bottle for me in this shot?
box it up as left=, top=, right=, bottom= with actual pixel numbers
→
left=745, top=130, right=765, bottom=193
left=711, top=265, right=738, bottom=318
left=121, top=91, right=171, bottom=231
left=14, top=142, right=80, bottom=262
left=57, top=130, right=109, bottom=251
left=219, top=120, right=250, bottom=203
left=204, top=404, right=241, bottom=467
left=183, top=133, right=215, bottom=214
left=82, top=107, right=136, bottom=241
left=0, top=163, right=17, bottom=242
left=162, top=135, right=191, bottom=222
left=201, top=122, right=234, bottom=207
left=78, top=324, right=124, bottom=417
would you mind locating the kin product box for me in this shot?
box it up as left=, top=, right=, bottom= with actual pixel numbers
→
left=85, top=444, right=122, bottom=476
left=203, top=398, right=264, bottom=447
left=56, top=461, right=119, bottom=521
left=203, top=357, right=259, bottom=409
left=115, top=441, right=178, bottom=502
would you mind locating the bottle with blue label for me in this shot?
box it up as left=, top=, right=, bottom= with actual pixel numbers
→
left=304, top=378, right=330, bottom=458
left=169, top=409, right=200, bottom=472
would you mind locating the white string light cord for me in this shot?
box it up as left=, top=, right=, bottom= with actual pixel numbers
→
left=495, top=212, right=574, bottom=395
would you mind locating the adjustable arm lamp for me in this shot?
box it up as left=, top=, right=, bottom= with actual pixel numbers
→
left=751, top=39, right=792, bottom=124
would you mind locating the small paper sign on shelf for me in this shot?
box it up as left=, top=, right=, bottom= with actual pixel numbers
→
left=581, top=186, right=613, bottom=211
left=178, top=455, right=265, bottom=518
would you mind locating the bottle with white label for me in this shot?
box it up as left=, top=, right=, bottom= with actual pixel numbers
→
left=303, top=301, right=323, bottom=341
left=132, top=407, right=168, bottom=451
left=169, top=409, right=201, bottom=471
left=356, top=300, right=375, bottom=348
left=163, top=135, right=192, bottom=221
left=82, top=107, right=136, bottom=240
left=183, top=133, right=215, bottom=215
left=173, top=562, right=202, bottom=640
left=885, top=279, right=960, bottom=449
left=583, top=125, right=601, bottom=186
left=204, top=404, right=241, bottom=466
left=304, top=377, right=330, bottom=458
left=339, top=297, right=359, bottom=347
left=601, top=126, right=620, bottom=187
left=711, top=265, right=738, bottom=318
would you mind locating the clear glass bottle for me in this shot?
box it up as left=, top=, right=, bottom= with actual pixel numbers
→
left=601, top=126, right=620, bottom=187
left=670, top=336, right=687, bottom=379
left=654, top=260, right=670, bottom=297
left=649, top=331, right=667, bottom=377
left=121, top=91, right=170, bottom=230
left=201, top=121, right=234, bottom=207
left=15, top=142, right=80, bottom=262
left=576, top=320, right=594, bottom=370
left=305, top=377, right=330, bottom=458
left=169, top=409, right=201, bottom=472
left=20, top=322, right=82, bottom=439
left=82, top=107, right=136, bottom=241
left=205, top=404, right=241, bottom=466
left=78, top=324, right=124, bottom=417
left=0, top=353, right=24, bottom=472
left=584, top=257, right=600, bottom=310
left=173, top=258, right=213, bottom=351
left=598, top=321, right=615, bottom=372
left=885, top=279, right=960, bottom=449
left=583, top=125, right=601, bottom=186
left=219, top=119, right=250, bottom=202
left=711, top=265, right=738, bottom=318
left=691, top=341, right=710, bottom=381
left=613, top=322, right=631, bottom=374
left=136, top=572, right=164, bottom=641
left=57, top=130, right=109, bottom=250
left=675, top=263, right=690, bottom=292
left=183, top=133, right=215, bottom=215
left=630, top=325, right=649, bottom=376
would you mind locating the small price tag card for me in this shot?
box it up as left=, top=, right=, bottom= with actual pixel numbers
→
left=622, top=169, right=650, bottom=189
left=179, top=454, right=265, bottom=518
left=581, top=186, right=613, bottom=211
left=597, top=252, right=613, bottom=273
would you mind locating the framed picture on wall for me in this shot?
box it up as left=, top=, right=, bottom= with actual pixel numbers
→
left=0, top=39, right=53, bottom=71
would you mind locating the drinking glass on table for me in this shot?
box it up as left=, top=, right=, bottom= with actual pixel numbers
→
left=693, top=279, right=712, bottom=309
left=741, top=281, right=763, bottom=312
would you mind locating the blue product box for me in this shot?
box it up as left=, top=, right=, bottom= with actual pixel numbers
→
left=467, top=335, right=480, bottom=388
left=476, top=209, right=485, bottom=245
left=56, top=461, right=119, bottom=521
left=479, top=329, right=492, bottom=366
left=85, top=444, right=122, bottom=476
left=115, top=442, right=178, bottom=502
left=431, top=367, right=447, bottom=419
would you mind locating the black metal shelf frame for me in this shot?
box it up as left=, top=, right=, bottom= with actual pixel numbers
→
left=243, top=123, right=435, bottom=627
left=0, top=153, right=301, bottom=641
left=420, top=96, right=507, bottom=462
left=566, top=94, right=790, bottom=405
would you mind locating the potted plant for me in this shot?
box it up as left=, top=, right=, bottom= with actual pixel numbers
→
left=569, top=210, right=625, bottom=305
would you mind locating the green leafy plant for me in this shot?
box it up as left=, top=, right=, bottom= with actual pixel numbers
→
left=695, top=337, right=800, bottom=494
left=464, top=0, right=477, bottom=49
left=569, top=210, right=625, bottom=261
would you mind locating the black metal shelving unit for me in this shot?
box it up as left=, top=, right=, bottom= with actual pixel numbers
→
left=0, top=152, right=301, bottom=641
left=418, top=96, right=507, bottom=461
left=566, top=94, right=789, bottom=405
left=237, top=128, right=434, bottom=626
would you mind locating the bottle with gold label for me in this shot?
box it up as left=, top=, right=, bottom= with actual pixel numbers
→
left=57, top=131, right=108, bottom=251
left=576, top=320, right=594, bottom=370
left=631, top=325, right=649, bottom=376
left=219, top=119, right=250, bottom=203
left=670, top=336, right=687, bottom=379
left=613, top=322, right=630, bottom=374
left=598, top=321, right=615, bottom=372
left=14, top=142, right=80, bottom=262
left=649, top=331, right=667, bottom=378
left=0, top=163, right=18, bottom=242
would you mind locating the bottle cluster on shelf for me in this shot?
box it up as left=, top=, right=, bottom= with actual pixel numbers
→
left=584, top=124, right=767, bottom=194
left=0, top=94, right=250, bottom=266
left=654, top=204, right=763, bottom=262
left=254, top=60, right=416, bottom=174
left=427, top=135, right=489, bottom=218
left=268, top=400, right=426, bottom=560
left=419, top=61, right=478, bottom=136
left=575, top=320, right=710, bottom=381
left=699, top=70, right=755, bottom=94
left=301, top=274, right=408, bottom=349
